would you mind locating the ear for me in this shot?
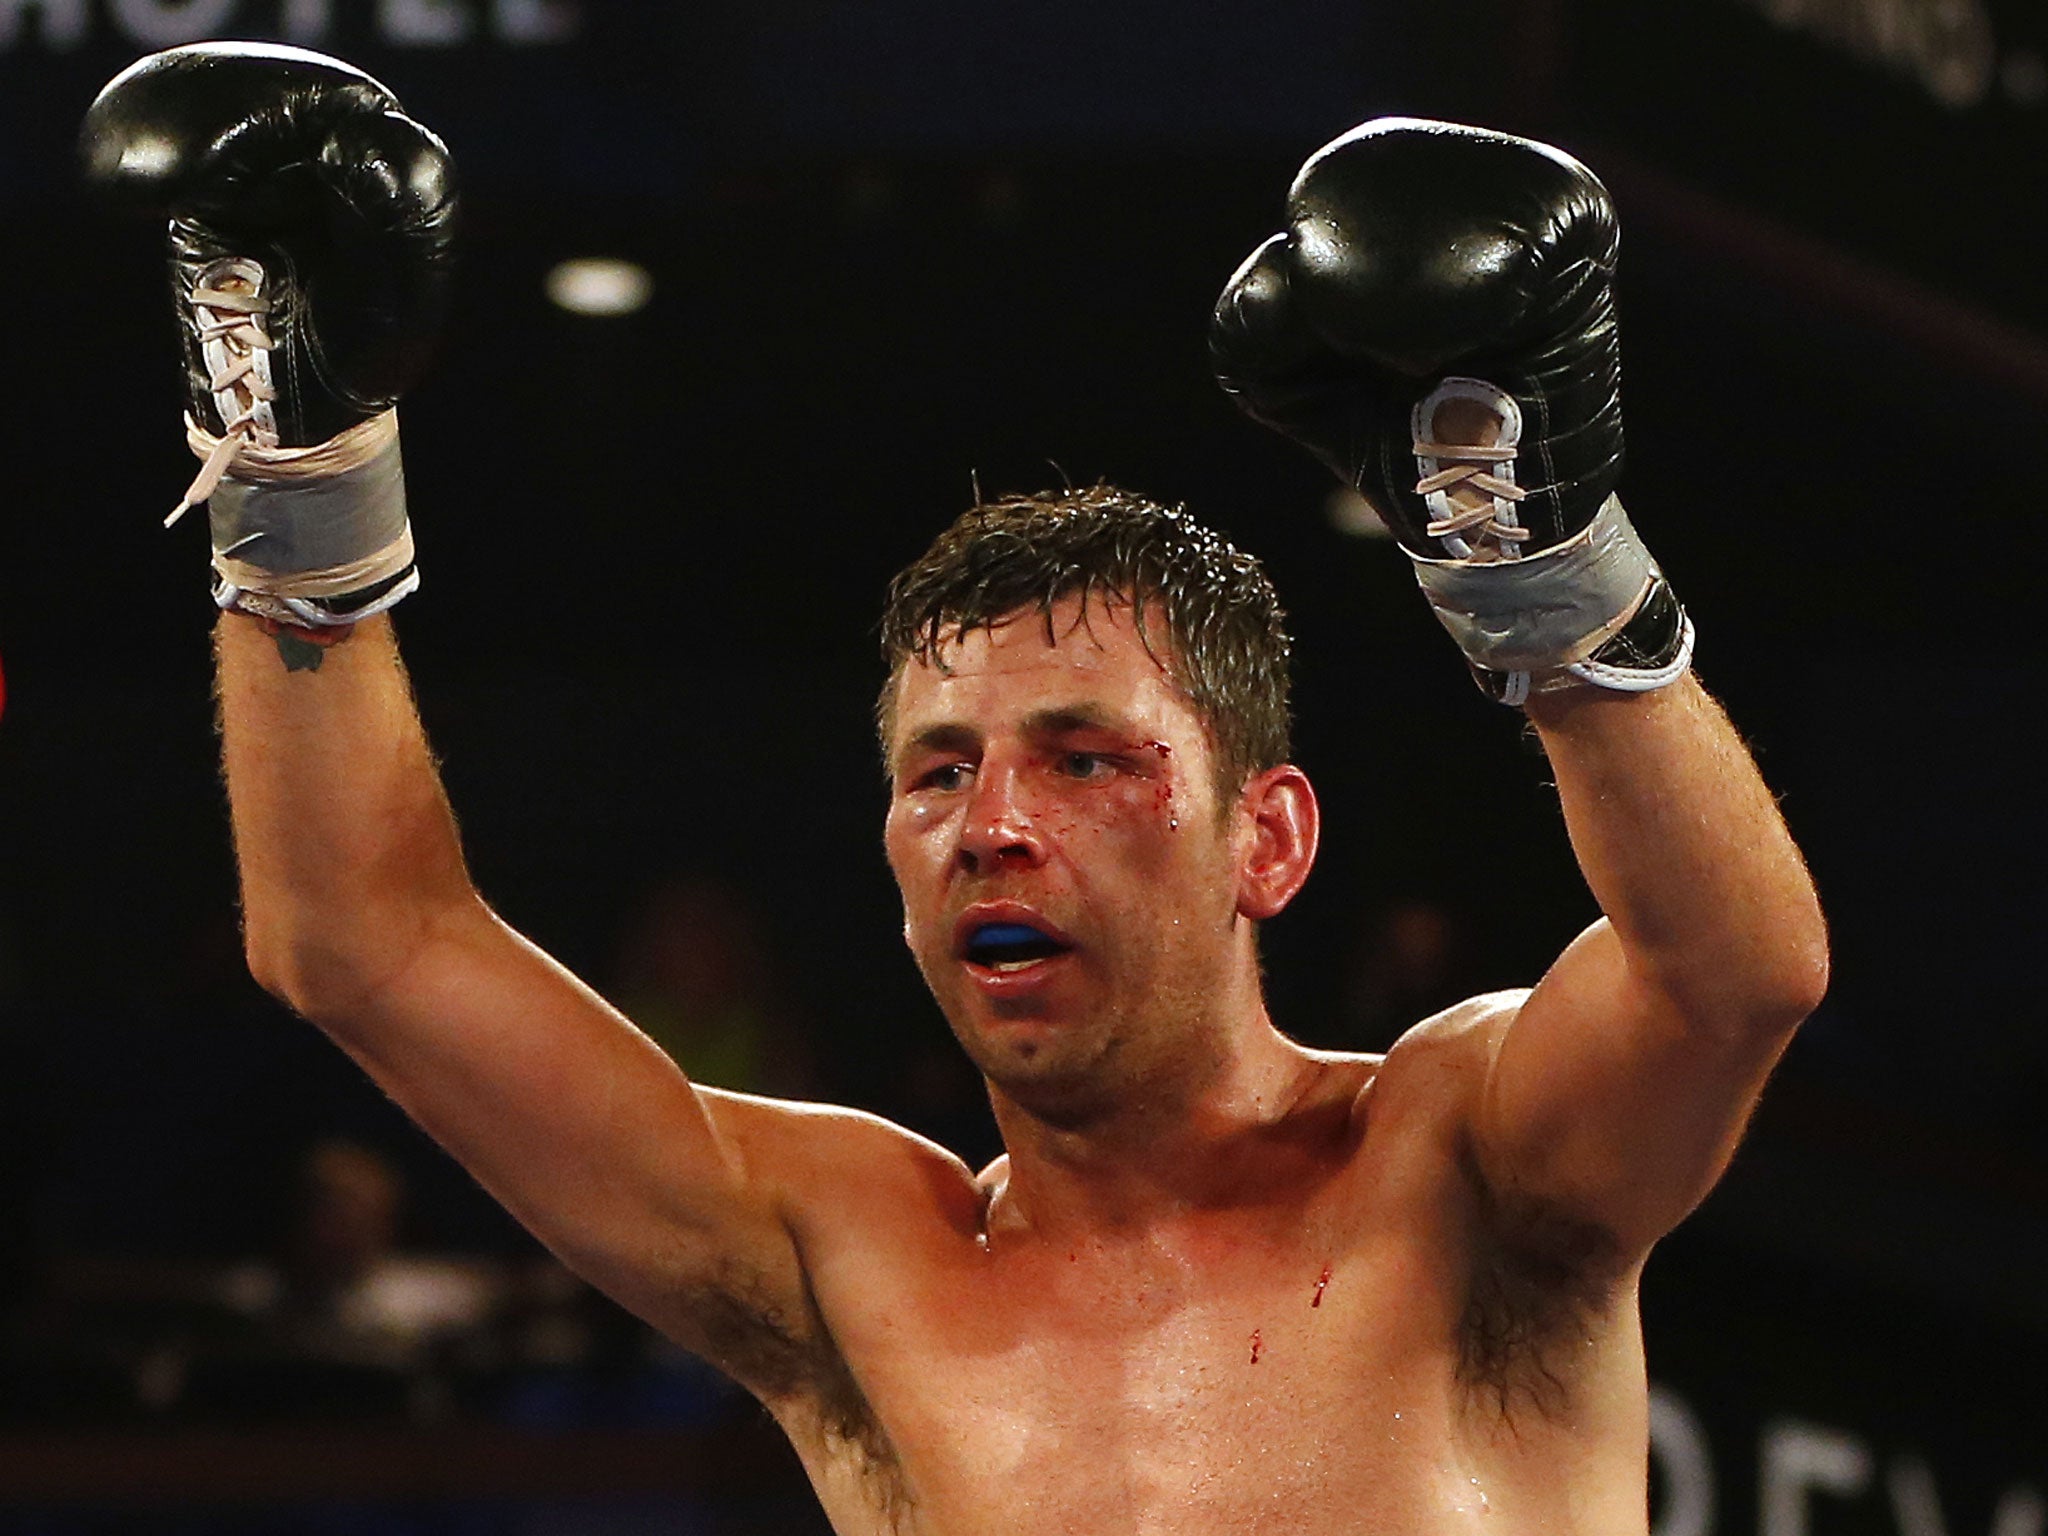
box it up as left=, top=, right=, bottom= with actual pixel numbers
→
left=1234, top=764, right=1319, bottom=921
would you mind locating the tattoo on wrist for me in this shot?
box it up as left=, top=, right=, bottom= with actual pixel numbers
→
left=259, top=617, right=355, bottom=673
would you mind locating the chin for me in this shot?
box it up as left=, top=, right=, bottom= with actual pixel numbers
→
left=986, top=1063, right=1122, bottom=1132
left=956, top=1017, right=1126, bottom=1128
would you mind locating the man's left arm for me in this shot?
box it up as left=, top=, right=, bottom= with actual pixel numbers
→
left=1209, top=119, right=1828, bottom=1260
left=1480, top=677, right=1828, bottom=1259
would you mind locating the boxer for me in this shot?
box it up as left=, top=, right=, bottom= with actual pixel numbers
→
left=87, top=49, right=1826, bottom=1534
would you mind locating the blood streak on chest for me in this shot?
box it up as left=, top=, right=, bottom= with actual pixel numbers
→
left=1312, top=1264, right=1332, bottom=1308
left=1249, top=1328, right=1263, bottom=1364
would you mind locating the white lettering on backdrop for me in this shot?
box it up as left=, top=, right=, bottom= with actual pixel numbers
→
left=0, top=0, right=577, bottom=50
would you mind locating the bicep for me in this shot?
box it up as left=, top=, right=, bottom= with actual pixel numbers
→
left=315, top=900, right=815, bottom=1358
left=1473, top=919, right=1794, bottom=1260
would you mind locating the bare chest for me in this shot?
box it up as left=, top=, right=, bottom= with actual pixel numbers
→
left=801, top=1225, right=1485, bottom=1535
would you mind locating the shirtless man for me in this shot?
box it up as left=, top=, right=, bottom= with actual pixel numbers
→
left=86, top=47, right=1827, bottom=1535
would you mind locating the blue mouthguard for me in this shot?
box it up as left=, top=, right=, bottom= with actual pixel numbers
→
left=972, top=923, right=1048, bottom=948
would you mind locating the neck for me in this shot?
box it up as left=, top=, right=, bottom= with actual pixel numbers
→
left=984, top=1011, right=1323, bottom=1237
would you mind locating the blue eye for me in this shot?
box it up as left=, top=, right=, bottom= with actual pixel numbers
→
left=1061, top=752, right=1111, bottom=780
left=920, top=763, right=971, bottom=791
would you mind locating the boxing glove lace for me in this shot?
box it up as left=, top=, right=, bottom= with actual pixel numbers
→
left=1212, top=117, right=1691, bottom=704
left=83, top=42, right=457, bottom=628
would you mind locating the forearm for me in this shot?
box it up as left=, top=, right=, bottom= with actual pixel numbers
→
left=217, top=611, right=482, bottom=1018
left=1525, top=675, right=1828, bottom=1033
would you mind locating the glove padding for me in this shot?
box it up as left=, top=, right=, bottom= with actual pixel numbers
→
left=82, top=42, right=458, bottom=626
left=1212, top=116, right=1690, bottom=704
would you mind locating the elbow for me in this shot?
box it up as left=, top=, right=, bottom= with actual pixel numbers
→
left=240, top=911, right=294, bottom=1009
left=241, top=911, right=407, bottom=1031
left=242, top=921, right=354, bottom=1025
left=1648, top=906, right=1830, bottom=1045
left=1752, top=906, right=1832, bottom=1037
left=1772, top=948, right=1830, bottom=1034
left=1788, top=888, right=1833, bottom=1015
left=242, top=887, right=484, bottom=1029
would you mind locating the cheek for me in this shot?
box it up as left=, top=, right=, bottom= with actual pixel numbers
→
left=1140, top=741, right=1182, bottom=832
left=1150, top=775, right=1180, bottom=833
left=884, top=810, right=950, bottom=939
left=1044, top=794, right=1134, bottom=852
left=883, top=801, right=944, bottom=864
left=1060, top=786, right=1196, bottom=869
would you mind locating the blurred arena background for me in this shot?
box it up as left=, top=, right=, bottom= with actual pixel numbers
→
left=0, top=1, right=2043, bottom=1531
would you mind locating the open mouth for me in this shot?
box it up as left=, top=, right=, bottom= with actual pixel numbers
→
left=963, top=922, right=1071, bottom=972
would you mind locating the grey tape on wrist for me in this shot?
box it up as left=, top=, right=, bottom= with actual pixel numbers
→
left=1410, top=495, right=1657, bottom=674
left=208, top=431, right=416, bottom=626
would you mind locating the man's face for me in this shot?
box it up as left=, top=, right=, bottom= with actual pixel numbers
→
left=882, top=595, right=1255, bottom=1122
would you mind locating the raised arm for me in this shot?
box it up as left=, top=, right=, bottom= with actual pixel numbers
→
left=1213, top=118, right=1826, bottom=1264
left=216, top=616, right=821, bottom=1336
left=1494, top=678, right=1825, bottom=1256
left=82, top=45, right=839, bottom=1385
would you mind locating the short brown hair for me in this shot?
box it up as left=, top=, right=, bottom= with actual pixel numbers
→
left=877, top=484, right=1293, bottom=798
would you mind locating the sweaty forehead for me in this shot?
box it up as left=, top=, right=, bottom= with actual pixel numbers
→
left=887, top=598, right=1194, bottom=745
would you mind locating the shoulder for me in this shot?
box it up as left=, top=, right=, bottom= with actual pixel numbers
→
left=664, top=1090, right=984, bottom=1407
left=1386, top=988, right=1530, bottom=1070
left=1275, top=996, right=1530, bottom=1143
left=698, top=1088, right=986, bottom=1240
left=1361, top=989, right=1532, bottom=1133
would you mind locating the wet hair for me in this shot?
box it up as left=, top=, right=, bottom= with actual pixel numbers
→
left=877, top=484, right=1293, bottom=799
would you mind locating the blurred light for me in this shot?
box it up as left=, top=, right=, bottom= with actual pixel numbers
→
left=119, top=134, right=180, bottom=179
left=545, top=258, right=653, bottom=317
left=2003, top=51, right=2046, bottom=108
left=1326, top=485, right=1392, bottom=539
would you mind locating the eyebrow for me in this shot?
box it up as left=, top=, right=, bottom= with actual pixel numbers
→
left=899, top=722, right=981, bottom=765
left=893, top=703, right=1138, bottom=772
left=1021, top=704, right=1133, bottom=740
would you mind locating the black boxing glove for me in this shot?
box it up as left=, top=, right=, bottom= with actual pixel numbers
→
left=82, top=42, right=457, bottom=628
left=1212, top=117, right=1690, bottom=705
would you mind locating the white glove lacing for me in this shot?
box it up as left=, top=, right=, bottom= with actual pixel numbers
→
left=168, top=264, right=280, bottom=527
left=1414, top=441, right=1531, bottom=553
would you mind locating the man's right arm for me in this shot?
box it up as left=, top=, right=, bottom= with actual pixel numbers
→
left=83, top=44, right=865, bottom=1394
left=217, top=611, right=828, bottom=1379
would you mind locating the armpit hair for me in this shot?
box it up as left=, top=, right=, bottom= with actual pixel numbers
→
left=1455, top=1140, right=1625, bottom=1423
left=674, top=1255, right=911, bottom=1523
left=671, top=1253, right=820, bottom=1402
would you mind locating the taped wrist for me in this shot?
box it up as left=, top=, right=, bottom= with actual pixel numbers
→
left=1409, top=495, right=1694, bottom=706
left=197, top=411, right=420, bottom=629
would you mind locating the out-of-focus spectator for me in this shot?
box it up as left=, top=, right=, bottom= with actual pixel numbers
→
left=174, top=1138, right=503, bottom=1421
left=1338, top=897, right=1480, bottom=1050
left=609, top=875, right=816, bottom=1099
left=217, top=1139, right=499, bottom=1368
left=0, top=1137, right=508, bottom=1425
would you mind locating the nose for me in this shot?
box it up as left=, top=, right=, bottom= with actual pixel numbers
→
left=956, top=760, right=1049, bottom=875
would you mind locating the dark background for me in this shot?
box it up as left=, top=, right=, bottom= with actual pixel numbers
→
left=0, top=1, right=2043, bottom=1530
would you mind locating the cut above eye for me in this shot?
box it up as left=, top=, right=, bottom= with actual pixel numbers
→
left=965, top=923, right=1068, bottom=965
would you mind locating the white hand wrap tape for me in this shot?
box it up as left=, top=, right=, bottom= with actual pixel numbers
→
left=1410, top=494, right=1658, bottom=674
left=196, top=410, right=418, bottom=627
